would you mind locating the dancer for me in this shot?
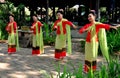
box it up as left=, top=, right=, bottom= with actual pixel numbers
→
left=53, top=10, right=77, bottom=61
left=6, top=14, right=19, bottom=54
left=31, top=14, right=44, bottom=55
left=79, top=10, right=117, bottom=73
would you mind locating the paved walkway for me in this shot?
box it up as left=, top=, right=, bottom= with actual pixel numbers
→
left=0, top=43, right=105, bottom=78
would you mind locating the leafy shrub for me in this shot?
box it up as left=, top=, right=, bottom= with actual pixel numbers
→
left=54, top=58, right=120, bottom=78
left=43, top=22, right=56, bottom=45
left=107, top=28, right=120, bottom=54
left=0, top=20, right=8, bottom=40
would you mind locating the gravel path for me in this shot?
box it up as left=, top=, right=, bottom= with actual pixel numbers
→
left=0, top=43, right=105, bottom=78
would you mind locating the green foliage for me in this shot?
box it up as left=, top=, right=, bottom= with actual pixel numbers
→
left=0, top=20, right=8, bottom=40
left=0, top=1, right=27, bottom=40
left=98, top=28, right=120, bottom=55
left=0, top=1, right=18, bottom=40
left=43, top=22, right=56, bottom=45
left=107, top=28, right=120, bottom=54
left=107, top=59, right=120, bottom=78
left=100, top=16, right=108, bottom=23
left=95, top=65, right=108, bottom=78
left=73, top=64, right=83, bottom=78
left=0, top=3, right=10, bottom=40
left=16, top=3, right=26, bottom=26
left=80, top=40, right=85, bottom=48
left=53, top=58, right=120, bottom=78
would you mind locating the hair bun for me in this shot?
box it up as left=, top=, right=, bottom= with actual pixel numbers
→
left=89, top=10, right=96, bottom=16
left=90, top=10, right=95, bottom=13
left=9, top=13, right=14, bottom=17
left=32, top=14, right=37, bottom=17
left=59, top=9, right=64, bottom=12
left=57, top=9, right=64, bottom=14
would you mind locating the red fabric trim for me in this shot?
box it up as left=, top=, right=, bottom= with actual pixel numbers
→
left=79, top=24, right=91, bottom=34
left=79, top=24, right=92, bottom=42
left=32, top=50, right=36, bottom=55
left=84, top=64, right=97, bottom=73
left=92, top=65, right=97, bottom=71
left=32, top=50, right=40, bottom=55
left=56, top=26, right=61, bottom=34
left=86, top=32, right=91, bottom=42
left=53, top=20, right=60, bottom=29
left=36, top=50, right=40, bottom=54
left=62, top=51, right=66, bottom=57
left=55, top=51, right=66, bottom=59
left=31, top=21, right=42, bottom=34
left=6, top=22, right=17, bottom=33
left=62, top=22, right=66, bottom=34
left=53, top=19, right=72, bottom=35
left=96, top=24, right=110, bottom=31
left=8, top=48, right=16, bottom=53
left=55, top=52, right=61, bottom=59
left=79, top=23, right=110, bottom=42
left=84, top=64, right=89, bottom=73
left=65, top=21, right=73, bottom=26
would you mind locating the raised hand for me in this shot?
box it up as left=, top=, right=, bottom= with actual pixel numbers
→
left=110, top=26, right=117, bottom=30
left=72, top=24, right=78, bottom=29
left=73, top=25, right=78, bottom=29
left=116, top=24, right=120, bottom=28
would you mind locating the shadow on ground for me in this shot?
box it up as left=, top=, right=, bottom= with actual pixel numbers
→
left=0, top=43, right=105, bottom=78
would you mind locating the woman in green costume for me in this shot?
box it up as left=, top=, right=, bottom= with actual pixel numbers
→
left=6, top=14, right=19, bottom=54
left=53, top=10, right=77, bottom=61
left=79, top=11, right=117, bottom=73
left=31, top=14, right=44, bottom=55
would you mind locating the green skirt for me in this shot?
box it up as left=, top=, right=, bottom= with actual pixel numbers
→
left=55, top=34, right=66, bottom=50
left=85, top=42, right=98, bottom=61
left=8, top=33, right=16, bottom=45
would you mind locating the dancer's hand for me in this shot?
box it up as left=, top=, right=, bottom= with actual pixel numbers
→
left=72, top=24, right=78, bottom=29
left=41, top=24, right=43, bottom=27
left=73, top=25, right=78, bottom=29
left=31, top=25, right=35, bottom=29
left=110, top=26, right=117, bottom=30
left=52, top=27, right=56, bottom=31
left=52, top=25, right=57, bottom=31
left=116, top=24, right=120, bottom=28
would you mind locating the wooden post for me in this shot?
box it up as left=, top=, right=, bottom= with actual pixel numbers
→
left=114, top=0, right=117, bottom=23
left=111, top=0, right=115, bottom=23
left=30, top=7, right=34, bottom=22
left=40, top=7, right=42, bottom=19
left=90, top=0, right=92, bottom=9
left=46, top=0, right=49, bottom=24
left=53, top=6, right=56, bottom=21
left=96, top=0, right=100, bottom=21
left=21, top=7, right=25, bottom=21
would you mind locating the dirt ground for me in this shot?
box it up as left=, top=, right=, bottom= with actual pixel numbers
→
left=0, top=43, right=105, bottom=78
